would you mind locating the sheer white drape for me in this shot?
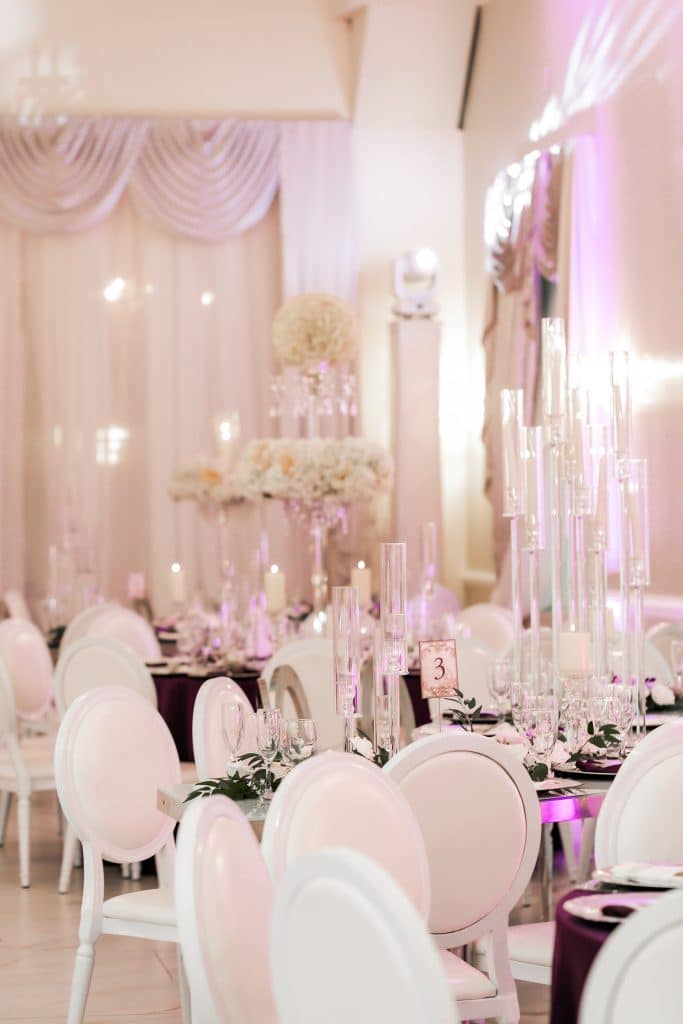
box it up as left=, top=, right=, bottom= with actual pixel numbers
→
left=1, top=194, right=282, bottom=612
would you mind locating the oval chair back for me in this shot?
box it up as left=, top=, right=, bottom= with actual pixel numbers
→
left=595, top=719, right=683, bottom=869
left=0, top=618, right=54, bottom=721
left=271, top=848, right=458, bottom=1024
left=192, top=676, right=257, bottom=779
left=175, top=795, right=277, bottom=1024
left=54, top=636, right=157, bottom=717
left=261, top=751, right=430, bottom=919
left=54, top=686, right=180, bottom=865
left=262, top=639, right=341, bottom=750
left=82, top=606, right=162, bottom=661
left=454, top=604, right=514, bottom=656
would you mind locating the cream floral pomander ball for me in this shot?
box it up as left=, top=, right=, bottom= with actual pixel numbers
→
left=272, top=293, right=356, bottom=367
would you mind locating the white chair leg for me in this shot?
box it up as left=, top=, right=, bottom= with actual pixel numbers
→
left=577, top=818, right=597, bottom=883
left=0, top=790, right=12, bottom=846
left=177, top=948, right=191, bottom=1024
left=67, top=943, right=96, bottom=1024
left=121, top=862, right=131, bottom=879
left=131, top=861, right=141, bottom=881
left=59, top=824, right=79, bottom=894
left=18, top=795, right=30, bottom=888
left=57, top=796, right=64, bottom=837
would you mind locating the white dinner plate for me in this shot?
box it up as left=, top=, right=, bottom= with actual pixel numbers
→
left=563, top=892, right=661, bottom=924
left=593, top=864, right=683, bottom=889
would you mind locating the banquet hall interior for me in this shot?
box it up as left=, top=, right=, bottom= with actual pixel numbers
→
left=2, top=1, right=683, bottom=1022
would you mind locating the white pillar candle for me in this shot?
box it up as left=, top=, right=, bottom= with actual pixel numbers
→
left=170, top=562, right=186, bottom=604
left=264, top=564, right=287, bottom=614
left=559, top=629, right=592, bottom=677
left=351, top=560, right=372, bottom=608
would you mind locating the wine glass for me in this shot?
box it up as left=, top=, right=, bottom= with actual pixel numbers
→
left=521, top=695, right=558, bottom=778
left=608, top=682, right=634, bottom=758
left=255, top=708, right=282, bottom=812
left=221, top=700, right=245, bottom=774
left=488, top=659, right=512, bottom=716
left=282, top=718, right=317, bottom=765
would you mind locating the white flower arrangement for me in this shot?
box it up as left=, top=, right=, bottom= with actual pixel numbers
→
left=650, top=681, right=675, bottom=706
left=272, top=293, right=356, bottom=368
left=235, top=437, right=393, bottom=506
left=169, top=463, right=246, bottom=512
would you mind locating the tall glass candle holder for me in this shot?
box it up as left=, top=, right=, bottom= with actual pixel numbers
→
left=627, top=459, right=650, bottom=740
left=588, top=424, right=609, bottom=677
left=522, top=426, right=546, bottom=692
left=332, top=586, right=361, bottom=752
left=542, top=318, right=567, bottom=685
left=420, top=521, right=438, bottom=597
left=373, top=624, right=400, bottom=756
left=380, top=542, right=408, bottom=676
left=567, top=388, right=592, bottom=631
left=501, top=388, right=525, bottom=686
left=610, top=351, right=633, bottom=699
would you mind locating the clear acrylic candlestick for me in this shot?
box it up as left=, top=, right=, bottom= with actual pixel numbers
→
left=380, top=542, right=408, bottom=676
left=332, top=586, right=361, bottom=752
left=567, top=399, right=592, bottom=632
left=610, top=351, right=633, bottom=700
left=627, top=459, right=650, bottom=740
left=373, top=624, right=400, bottom=756
left=542, top=318, right=567, bottom=687
left=420, top=521, right=438, bottom=597
left=589, top=425, right=609, bottom=677
left=501, top=389, right=525, bottom=686
left=522, top=426, right=546, bottom=693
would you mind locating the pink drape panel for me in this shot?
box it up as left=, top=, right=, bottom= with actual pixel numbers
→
left=0, top=117, right=280, bottom=241
left=130, top=120, right=280, bottom=241
left=280, top=120, right=357, bottom=303
left=0, top=118, right=148, bottom=232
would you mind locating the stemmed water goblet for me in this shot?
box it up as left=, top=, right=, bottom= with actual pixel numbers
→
left=282, top=718, right=317, bottom=765
left=521, top=694, right=558, bottom=778
left=607, top=683, right=635, bottom=758
left=488, top=659, right=512, bottom=716
left=221, top=699, right=245, bottom=775
left=252, top=707, right=282, bottom=816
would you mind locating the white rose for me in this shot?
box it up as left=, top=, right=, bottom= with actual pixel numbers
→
left=352, top=736, right=375, bottom=760
left=551, top=740, right=570, bottom=766
left=651, top=682, right=675, bottom=707
left=495, top=731, right=528, bottom=761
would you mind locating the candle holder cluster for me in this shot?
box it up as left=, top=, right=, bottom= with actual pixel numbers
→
left=501, top=319, right=650, bottom=737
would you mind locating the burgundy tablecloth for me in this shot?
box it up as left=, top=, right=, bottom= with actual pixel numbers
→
left=152, top=670, right=261, bottom=762
left=550, top=888, right=616, bottom=1024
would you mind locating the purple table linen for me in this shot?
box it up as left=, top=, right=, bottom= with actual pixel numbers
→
left=550, top=888, right=616, bottom=1024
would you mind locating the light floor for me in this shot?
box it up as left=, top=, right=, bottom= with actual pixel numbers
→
left=0, top=791, right=553, bottom=1023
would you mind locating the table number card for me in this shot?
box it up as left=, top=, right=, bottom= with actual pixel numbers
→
left=419, top=639, right=459, bottom=699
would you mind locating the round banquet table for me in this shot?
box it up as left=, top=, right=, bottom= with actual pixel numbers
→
left=550, top=888, right=616, bottom=1024
left=152, top=668, right=262, bottom=762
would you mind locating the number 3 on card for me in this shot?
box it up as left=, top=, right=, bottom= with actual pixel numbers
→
left=419, top=639, right=458, bottom=699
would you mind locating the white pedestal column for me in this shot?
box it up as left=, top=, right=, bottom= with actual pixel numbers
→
left=391, top=318, right=442, bottom=588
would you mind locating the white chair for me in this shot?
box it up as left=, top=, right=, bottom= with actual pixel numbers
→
left=452, top=639, right=497, bottom=708
left=60, top=602, right=120, bottom=651
left=192, top=676, right=258, bottom=779
left=4, top=589, right=32, bottom=620
left=488, top=719, right=683, bottom=987
left=386, top=733, right=542, bottom=1022
left=261, top=751, right=430, bottom=919
left=0, top=661, right=56, bottom=886
left=645, top=620, right=683, bottom=668
left=580, top=890, right=683, bottom=1024
left=81, top=605, right=162, bottom=661
left=261, top=638, right=342, bottom=750
left=54, top=686, right=189, bottom=1024
left=54, top=637, right=161, bottom=893
left=271, top=848, right=459, bottom=1024
left=175, top=794, right=277, bottom=1024
left=0, top=618, right=54, bottom=724
left=454, top=603, right=515, bottom=656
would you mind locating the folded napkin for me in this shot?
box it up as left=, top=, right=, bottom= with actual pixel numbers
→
left=611, top=862, right=683, bottom=884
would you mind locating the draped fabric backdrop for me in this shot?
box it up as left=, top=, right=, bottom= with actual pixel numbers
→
left=0, top=117, right=356, bottom=615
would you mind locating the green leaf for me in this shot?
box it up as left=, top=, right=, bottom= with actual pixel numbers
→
left=587, top=720, right=595, bottom=736
left=528, top=762, right=549, bottom=782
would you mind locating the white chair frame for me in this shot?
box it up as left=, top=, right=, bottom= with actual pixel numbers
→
left=0, top=660, right=56, bottom=886
left=271, top=848, right=459, bottom=1024
left=579, top=890, right=683, bottom=1024
left=191, top=675, right=258, bottom=780
left=54, top=686, right=188, bottom=1024
left=175, top=794, right=277, bottom=1024
left=386, top=732, right=542, bottom=1023
left=60, top=602, right=120, bottom=651
left=54, top=637, right=158, bottom=893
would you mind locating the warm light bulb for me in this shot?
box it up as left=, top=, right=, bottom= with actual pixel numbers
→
left=357, top=560, right=366, bottom=569
left=171, top=562, right=182, bottom=574
left=103, top=277, right=126, bottom=303
left=201, top=290, right=215, bottom=307
left=270, top=564, right=279, bottom=574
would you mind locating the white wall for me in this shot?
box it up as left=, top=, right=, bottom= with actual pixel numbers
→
left=463, top=0, right=683, bottom=595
